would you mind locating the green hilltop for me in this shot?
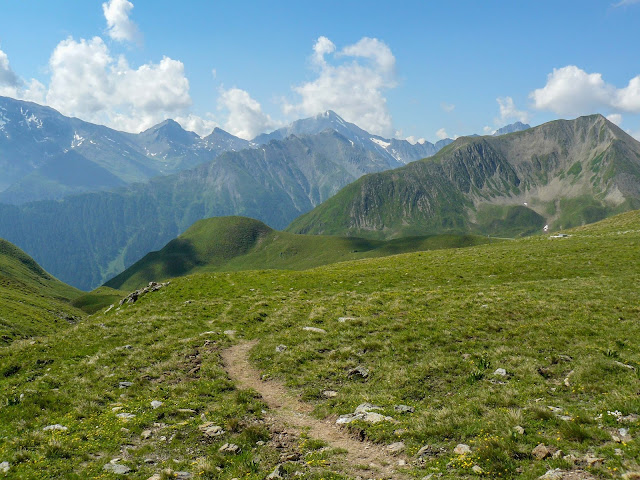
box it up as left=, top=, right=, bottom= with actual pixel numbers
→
left=288, top=114, right=640, bottom=239
left=0, top=238, right=85, bottom=343
left=104, top=216, right=497, bottom=291
left=1, top=210, right=639, bottom=479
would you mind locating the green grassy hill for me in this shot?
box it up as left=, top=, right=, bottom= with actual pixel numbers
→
left=104, top=216, right=497, bottom=291
left=0, top=239, right=85, bottom=343
left=1, top=210, right=639, bottom=478
left=288, top=114, right=640, bottom=239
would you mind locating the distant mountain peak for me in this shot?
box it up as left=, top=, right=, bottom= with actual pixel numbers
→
left=493, top=121, right=531, bottom=136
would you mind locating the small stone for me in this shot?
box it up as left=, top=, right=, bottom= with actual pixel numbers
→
left=43, top=424, right=68, bottom=431
left=532, top=443, right=551, bottom=460
left=141, top=430, right=152, bottom=440
left=453, top=444, right=471, bottom=455
left=538, top=469, right=563, bottom=480
left=174, top=473, right=192, bottom=480
left=266, top=464, right=285, bottom=479
left=494, top=368, right=507, bottom=376
left=622, top=473, right=640, bottom=480
left=584, top=454, right=604, bottom=468
left=120, top=427, right=130, bottom=433
left=354, top=403, right=382, bottom=414
left=620, top=414, right=639, bottom=424
left=394, top=404, right=415, bottom=413
left=552, top=450, right=564, bottom=459
left=203, top=425, right=225, bottom=437
left=0, top=462, right=9, bottom=473
left=302, top=326, right=326, bottom=334
left=387, top=442, right=405, bottom=454
left=119, top=381, right=133, bottom=388
left=218, top=443, right=240, bottom=454
left=103, top=463, right=131, bottom=474
left=322, top=390, right=338, bottom=398
left=112, top=406, right=123, bottom=412
left=275, top=345, right=287, bottom=353
left=337, top=317, right=355, bottom=323
left=223, top=330, right=235, bottom=336
left=348, top=366, right=369, bottom=378
left=614, top=448, right=623, bottom=456
left=151, top=400, right=163, bottom=409
left=146, top=475, right=161, bottom=480
left=116, top=413, right=136, bottom=419
left=177, top=409, right=196, bottom=414
left=513, top=425, right=525, bottom=435
left=612, top=434, right=622, bottom=443
left=472, top=465, right=483, bottom=474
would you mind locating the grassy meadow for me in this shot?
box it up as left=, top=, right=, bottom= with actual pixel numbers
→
left=1, top=211, right=639, bottom=479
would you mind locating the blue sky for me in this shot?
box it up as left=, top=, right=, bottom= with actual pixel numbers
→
left=1, top=0, right=639, bottom=142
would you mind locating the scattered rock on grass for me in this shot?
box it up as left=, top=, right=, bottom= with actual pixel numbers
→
left=302, top=326, right=326, bottom=334
left=322, top=390, right=337, bottom=398
left=43, top=424, right=67, bottom=431
left=218, top=443, right=240, bottom=454
left=266, top=464, right=285, bottom=479
left=394, top=404, right=414, bottom=413
left=472, top=465, right=484, bottom=474
left=151, top=400, right=163, bottom=409
left=387, top=442, right=405, bottom=454
left=119, top=381, right=133, bottom=388
left=532, top=443, right=551, bottom=460
left=453, top=444, right=471, bottom=455
left=513, top=425, right=525, bottom=435
left=348, top=366, right=369, bottom=379
left=275, top=345, right=287, bottom=353
left=116, top=413, right=136, bottom=419
left=539, top=469, right=596, bottom=480
left=493, top=368, right=507, bottom=376
left=336, top=403, right=395, bottom=425
left=0, top=462, right=9, bottom=473
left=103, top=462, right=131, bottom=474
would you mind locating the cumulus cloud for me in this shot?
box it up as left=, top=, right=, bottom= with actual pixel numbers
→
left=530, top=65, right=640, bottom=119
left=42, top=36, right=201, bottom=133
left=497, top=96, right=530, bottom=124
left=0, top=47, right=20, bottom=88
left=405, top=136, right=426, bottom=145
left=606, top=113, right=623, bottom=126
left=284, top=36, right=397, bottom=136
left=0, top=46, right=46, bottom=103
left=483, top=126, right=495, bottom=135
left=436, top=128, right=449, bottom=140
left=218, top=87, right=278, bottom=140
left=103, top=0, right=140, bottom=43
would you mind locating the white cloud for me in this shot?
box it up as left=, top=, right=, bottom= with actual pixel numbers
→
left=284, top=36, right=397, bottom=137
left=497, top=96, right=529, bottom=124
left=483, top=126, right=494, bottom=134
left=606, top=113, right=623, bottom=126
left=436, top=128, right=449, bottom=140
left=0, top=47, right=20, bottom=88
left=441, top=102, right=455, bottom=113
left=218, top=87, right=278, bottom=140
left=405, top=136, right=426, bottom=145
left=102, top=0, right=140, bottom=43
left=530, top=65, right=640, bottom=119
left=0, top=46, right=46, bottom=103
left=174, top=113, right=218, bottom=136
left=43, top=36, right=199, bottom=133
left=613, top=0, right=640, bottom=6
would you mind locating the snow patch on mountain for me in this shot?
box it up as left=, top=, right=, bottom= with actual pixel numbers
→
left=370, top=137, right=391, bottom=149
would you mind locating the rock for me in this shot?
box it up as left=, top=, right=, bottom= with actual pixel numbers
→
left=174, top=473, right=192, bottom=479
left=336, top=411, right=395, bottom=425
left=322, top=390, right=338, bottom=398
left=614, top=448, right=623, bottom=456
left=494, top=368, right=507, bottom=376
left=223, top=330, right=236, bottom=336
left=619, top=427, right=632, bottom=442
left=218, top=443, right=240, bottom=454
left=116, top=413, right=136, bottom=419
left=453, top=444, right=471, bottom=455
left=203, top=425, right=225, bottom=437
left=275, top=345, right=287, bottom=353
left=266, top=464, right=285, bottom=479
left=354, top=403, right=382, bottom=414
left=177, top=409, right=196, bottom=414
left=119, top=381, right=133, bottom=388
left=147, top=475, right=161, bottom=480
left=416, top=445, right=444, bottom=458
left=151, top=400, right=163, bottom=409
left=539, top=469, right=563, bottom=480
left=337, top=317, right=355, bottom=323
left=472, top=465, right=484, bottom=474
left=387, top=442, right=405, bottom=454
left=348, top=366, right=369, bottom=378
left=141, top=430, right=152, bottom=440
left=563, top=454, right=578, bottom=465
left=552, top=450, right=564, bottom=460
left=302, top=326, right=326, bottom=334
left=119, top=281, right=169, bottom=305
left=532, top=443, right=551, bottom=460
left=43, top=424, right=68, bottom=431
left=103, top=463, right=131, bottom=474
left=0, top=462, right=9, bottom=473
left=513, top=425, right=525, bottom=435
left=394, top=404, right=414, bottom=413
left=615, top=361, right=636, bottom=370
left=564, top=370, right=574, bottom=387
left=620, top=414, right=639, bottom=424
left=584, top=454, right=604, bottom=468
left=622, top=473, right=640, bottom=480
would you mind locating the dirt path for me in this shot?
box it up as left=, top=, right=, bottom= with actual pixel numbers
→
left=221, top=340, right=410, bottom=480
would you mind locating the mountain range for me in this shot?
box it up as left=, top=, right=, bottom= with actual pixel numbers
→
left=288, top=114, right=640, bottom=239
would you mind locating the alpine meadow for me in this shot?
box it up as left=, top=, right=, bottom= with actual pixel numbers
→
left=1, top=2, right=640, bottom=480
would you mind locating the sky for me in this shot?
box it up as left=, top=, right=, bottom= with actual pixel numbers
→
left=1, top=0, right=640, bottom=142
